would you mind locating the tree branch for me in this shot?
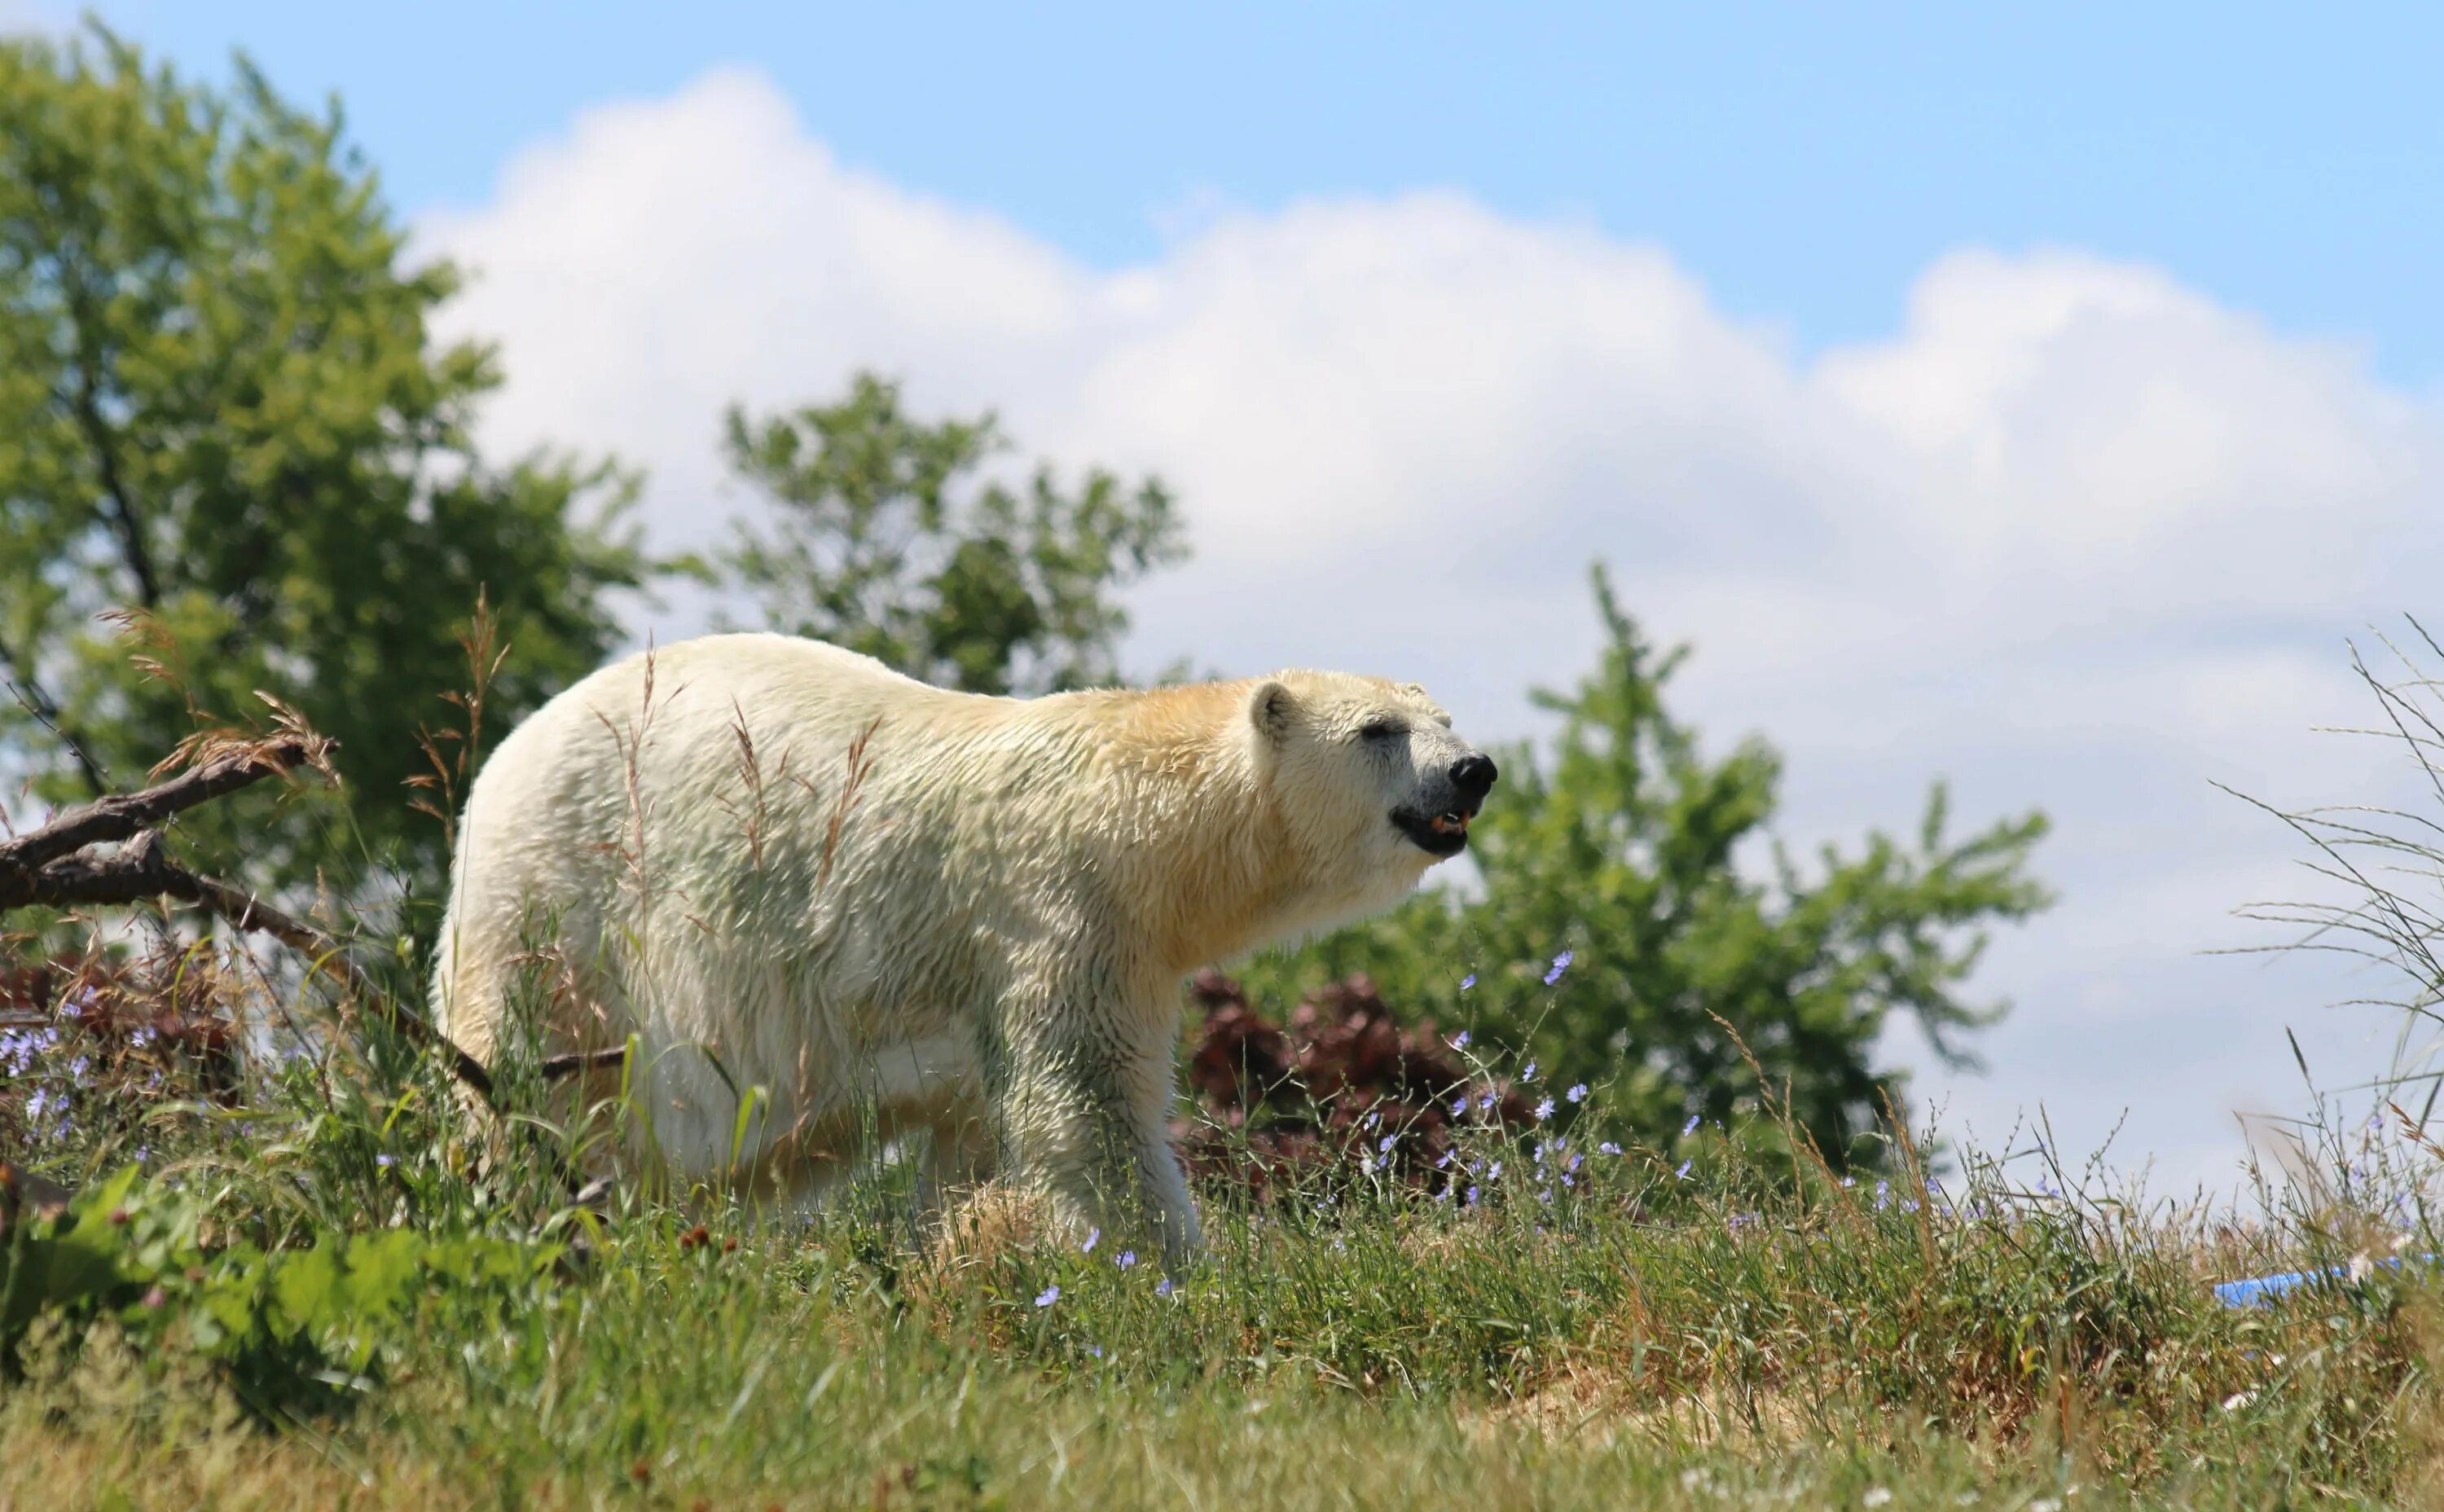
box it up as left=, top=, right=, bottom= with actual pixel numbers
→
left=0, top=628, right=110, bottom=798
left=539, top=1046, right=630, bottom=1080
left=0, top=736, right=314, bottom=885
left=59, top=266, right=162, bottom=610
left=9, top=830, right=496, bottom=1103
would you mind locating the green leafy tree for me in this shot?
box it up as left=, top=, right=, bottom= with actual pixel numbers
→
left=0, top=27, right=650, bottom=890
left=1236, top=565, right=2052, bottom=1166
left=715, top=373, right=1185, bottom=695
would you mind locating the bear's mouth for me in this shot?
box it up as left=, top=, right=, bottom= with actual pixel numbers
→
left=1391, top=804, right=1476, bottom=859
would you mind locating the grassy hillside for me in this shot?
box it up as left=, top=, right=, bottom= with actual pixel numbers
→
left=3, top=978, right=2435, bottom=1511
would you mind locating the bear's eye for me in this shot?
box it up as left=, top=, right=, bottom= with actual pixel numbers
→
left=1357, top=719, right=1404, bottom=743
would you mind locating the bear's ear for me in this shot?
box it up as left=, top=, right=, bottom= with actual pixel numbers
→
left=1247, top=679, right=1298, bottom=745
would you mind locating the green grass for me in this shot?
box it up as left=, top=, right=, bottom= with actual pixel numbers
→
left=6, top=995, right=2441, bottom=1510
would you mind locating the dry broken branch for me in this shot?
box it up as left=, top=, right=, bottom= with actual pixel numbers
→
left=0, top=735, right=317, bottom=890
left=5, top=831, right=497, bottom=1102
left=538, top=1046, right=632, bottom=1080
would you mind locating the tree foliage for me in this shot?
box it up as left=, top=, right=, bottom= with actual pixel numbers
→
left=1235, top=565, right=2053, bottom=1166
left=0, top=26, right=649, bottom=890
left=715, top=373, right=1185, bottom=696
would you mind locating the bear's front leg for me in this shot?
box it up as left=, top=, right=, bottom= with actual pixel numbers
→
left=996, top=1002, right=1202, bottom=1269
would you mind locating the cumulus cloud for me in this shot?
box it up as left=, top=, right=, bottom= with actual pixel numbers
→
left=419, top=68, right=2444, bottom=1190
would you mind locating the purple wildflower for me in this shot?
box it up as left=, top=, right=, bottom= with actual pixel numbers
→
left=1534, top=1097, right=1555, bottom=1122
left=1035, top=1285, right=1061, bottom=1308
left=1117, top=1250, right=1137, bottom=1270
left=1465, top=1185, right=1480, bottom=1207
left=1488, top=1161, right=1503, bottom=1180
left=1676, top=1159, right=1692, bottom=1180
left=1598, top=1141, right=1621, bottom=1155
left=1452, top=1094, right=1470, bottom=1117
left=1681, top=1114, right=1700, bottom=1138
left=1435, top=1150, right=1453, bottom=1169
left=1378, top=1133, right=1398, bottom=1154
left=1082, top=1227, right=1099, bottom=1255
left=1567, top=1083, right=1587, bottom=1103
left=376, top=1154, right=396, bottom=1169
left=1543, top=952, right=1573, bottom=985
left=1155, top=1278, right=1174, bottom=1298
left=1522, top=1061, right=1538, bottom=1082
left=1459, top=977, right=1476, bottom=993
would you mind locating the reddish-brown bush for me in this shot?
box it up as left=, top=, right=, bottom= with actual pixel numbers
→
left=1174, top=969, right=1530, bottom=1199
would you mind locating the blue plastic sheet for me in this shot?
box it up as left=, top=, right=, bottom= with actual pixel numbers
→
left=2213, top=1254, right=2435, bottom=1308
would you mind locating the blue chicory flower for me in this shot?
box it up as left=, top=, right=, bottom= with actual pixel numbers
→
left=1543, top=951, right=1573, bottom=986
left=1534, top=1097, right=1554, bottom=1122
left=1459, top=976, right=1475, bottom=993
left=1452, top=1094, right=1470, bottom=1117
left=1117, top=1250, right=1137, bottom=1270
left=1567, top=1083, right=1587, bottom=1103
left=1155, top=1278, right=1174, bottom=1298
left=1681, top=1113, right=1700, bottom=1138
left=1082, top=1227, right=1099, bottom=1255
left=1488, top=1161, right=1503, bottom=1180
left=1676, top=1159, right=1692, bottom=1180
left=1598, top=1141, right=1621, bottom=1155
left=1035, top=1285, right=1061, bottom=1308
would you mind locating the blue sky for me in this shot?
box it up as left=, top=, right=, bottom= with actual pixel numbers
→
left=36, top=2, right=2444, bottom=1189
left=98, top=2, right=2444, bottom=388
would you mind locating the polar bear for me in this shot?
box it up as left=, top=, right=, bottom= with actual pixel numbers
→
left=430, top=633, right=1495, bottom=1263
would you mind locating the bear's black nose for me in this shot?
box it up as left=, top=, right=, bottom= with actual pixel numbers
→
left=1450, top=754, right=1498, bottom=799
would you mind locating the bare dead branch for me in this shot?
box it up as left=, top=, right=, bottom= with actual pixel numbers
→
left=539, top=1046, right=632, bottom=1080
left=6, top=831, right=496, bottom=1103
left=0, top=736, right=316, bottom=886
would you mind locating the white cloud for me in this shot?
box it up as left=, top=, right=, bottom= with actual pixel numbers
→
left=419, top=68, right=2444, bottom=1193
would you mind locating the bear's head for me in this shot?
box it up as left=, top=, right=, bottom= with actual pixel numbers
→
left=1243, top=670, right=1497, bottom=931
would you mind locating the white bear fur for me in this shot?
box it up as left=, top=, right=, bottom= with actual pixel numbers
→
left=430, top=633, right=1483, bottom=1262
